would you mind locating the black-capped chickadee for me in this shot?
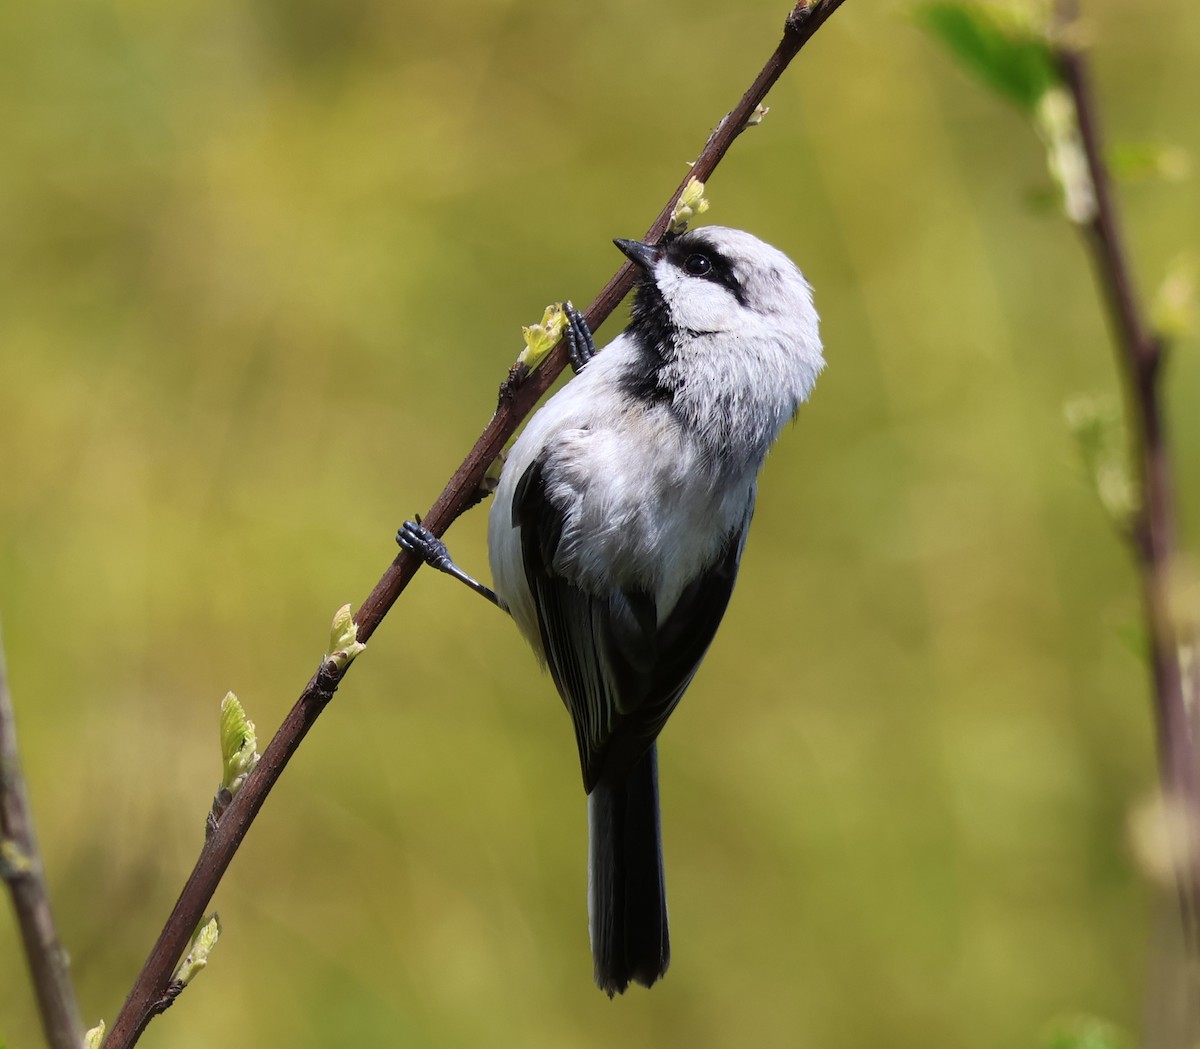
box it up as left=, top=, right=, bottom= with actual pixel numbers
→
left=398, top=225, right=824, bottom=995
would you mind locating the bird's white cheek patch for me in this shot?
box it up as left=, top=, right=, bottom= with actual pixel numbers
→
left=657, top=268, right=740, bottom=333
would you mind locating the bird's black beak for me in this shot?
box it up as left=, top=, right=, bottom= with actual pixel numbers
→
left=613, top=238, right=662, bottom=273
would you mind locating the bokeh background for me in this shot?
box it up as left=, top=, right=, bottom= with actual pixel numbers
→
left=2, top=0, right=1198, bottom=1046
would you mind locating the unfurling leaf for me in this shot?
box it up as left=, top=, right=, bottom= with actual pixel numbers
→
left=84, top=1021, right=106, bottom=1049
left=219, top=692, right=260, bottom=796
left=517, top=302, right=568, bottom=374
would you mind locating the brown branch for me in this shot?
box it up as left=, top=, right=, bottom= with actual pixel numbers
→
left=0, top=625, right=87, bottom=1049
left=103, top=3, right=850, bottom=1046
left=1053, top=6, right=1200, bottom=932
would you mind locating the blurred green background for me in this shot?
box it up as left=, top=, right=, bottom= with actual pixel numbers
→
left=2, top=0, right=1197, bottom=1046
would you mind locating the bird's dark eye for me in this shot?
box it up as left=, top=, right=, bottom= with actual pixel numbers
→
left=684, top=253, right=712, bottom=276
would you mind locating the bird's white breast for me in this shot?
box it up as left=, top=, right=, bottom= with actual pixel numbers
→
left=487, top=332, right=755, bottom=659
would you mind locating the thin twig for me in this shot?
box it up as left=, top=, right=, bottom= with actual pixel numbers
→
left=103, top=3, right=850, bottom=1045
left=1053, top=4, right=1200, bottom=934
left=0, top=625, right=87, bottom=1049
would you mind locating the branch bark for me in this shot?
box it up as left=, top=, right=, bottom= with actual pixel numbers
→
left=0, top=626, right=87, bottom=1049
left=103, top=3, right=850, bottom=1046
left=1053, top=5, right=1200, bottom=932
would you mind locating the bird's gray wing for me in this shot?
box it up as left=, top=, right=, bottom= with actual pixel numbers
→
left=513, top=456, right=749, bottom=792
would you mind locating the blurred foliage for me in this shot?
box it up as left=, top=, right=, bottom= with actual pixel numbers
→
left=912, top=1, right=1058, bottom=113
left=1153, top=254, right=1197, bottom=341
left=1109, top=141, right=1191, bottom=186
left=914, top=2, right=1101, bottom=225
left=1, top=1, right=1198, bottom=1048
left=1063, top=395, right=1137, bottom=533
left=1042, top=1014, right=1129, bottom=1049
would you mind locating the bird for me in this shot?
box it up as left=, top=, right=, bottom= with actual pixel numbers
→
left=397, top=224, right=824, bottom=995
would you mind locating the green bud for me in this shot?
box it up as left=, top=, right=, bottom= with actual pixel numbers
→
left=174, top=914, right=221, bottom=986
left=84, top=1020, right=106, bottom=1049
left=326, top=603, right=366, bottom=670
left=669, top=177, right=710, bottom=235
left=745, top=103, right=770, bottom=128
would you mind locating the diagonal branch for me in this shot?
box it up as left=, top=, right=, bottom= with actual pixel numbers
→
left=353, top=0, right=848, bottom=637
left=0, top=625, right=87, bottom=1049
left=103, top=2, right=851, bottom=1046
left=1053, top=3, right=1200, bottom=935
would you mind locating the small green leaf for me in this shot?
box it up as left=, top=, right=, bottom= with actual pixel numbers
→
left=84, top=1020, right=106, bottom=1049
left=219, top=692, right=260, bottom=796
left=914, top=1, right=1059, bottom=113
left=174, top=914, right=221, bottom=986
left=326, top=603, right=366, bottom=670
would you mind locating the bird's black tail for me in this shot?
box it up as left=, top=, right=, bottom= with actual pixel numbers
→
left=587, top=743, right=670, bottom=996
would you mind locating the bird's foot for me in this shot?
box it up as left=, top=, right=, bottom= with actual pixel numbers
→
left=396, top=519, right=453, bottom=572
left=565, top=302, right=597, bottom=374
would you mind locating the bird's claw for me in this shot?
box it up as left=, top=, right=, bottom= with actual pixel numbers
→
left=564, top=302, right=597, bottom=374
left=396, top=519, right=451, bottom=571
